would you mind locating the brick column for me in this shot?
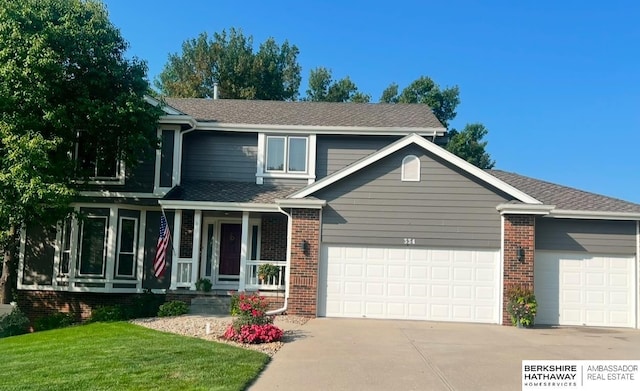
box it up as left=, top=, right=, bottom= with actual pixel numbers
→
left=502, top=214, right=535, bottom=325
left=287, top=208, right=320, bottom=317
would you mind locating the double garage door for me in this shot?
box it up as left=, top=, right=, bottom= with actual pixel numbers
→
left=318, top=245, right=501, bottom=323
left=535, top=252, right=636, bottom=328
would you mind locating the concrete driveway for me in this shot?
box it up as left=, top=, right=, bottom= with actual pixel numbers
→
left=249, top=318, right=640, bottom=391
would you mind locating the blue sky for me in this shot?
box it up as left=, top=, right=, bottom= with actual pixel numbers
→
left=103, top=0, right=640, bottom=203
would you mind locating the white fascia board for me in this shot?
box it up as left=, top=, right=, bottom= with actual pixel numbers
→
left=144, top=95, right=184, bottom=115
left=195, top=122, right=446, bottom=136
left=496, top=203, right=555, bottom=215
left=79, top=191, right=165, bottom=198
left=290, top=133, right=542, bottom=204
left=547, top=209, right=640, bottom=221
left=275, top=199, right=326, bottom=209
left=159, top=115, right=197, bottom=129
left=158, top=200, right=280, bottom=212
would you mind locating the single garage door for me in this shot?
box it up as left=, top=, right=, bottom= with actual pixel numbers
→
left=535, top=251, right=636, bottom=328
left=318, top=245, right=500, bottom=323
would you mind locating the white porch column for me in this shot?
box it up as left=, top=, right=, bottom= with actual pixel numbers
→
left=191, top=210, right=202, bottom=287
left=169, top=210, right=182, bottom=290
left=238, top=211, right=250, bottom=291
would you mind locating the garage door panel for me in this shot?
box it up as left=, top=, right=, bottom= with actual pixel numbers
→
left=535, top=251, right=635, bottom=328
left=320, top=245, right=499, bottom=323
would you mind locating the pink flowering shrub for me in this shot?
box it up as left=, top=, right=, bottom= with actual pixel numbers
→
left=223, top=292, right=283, bottom=344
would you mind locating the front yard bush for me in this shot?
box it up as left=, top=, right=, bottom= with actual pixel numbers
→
left=90, top=305, right=127, bottom=322
left=157, top=300, right=189, bottom=317
left=223, top=292, right=283, bottom=344
left=0, top=307, right=30, bottom=338
left=34, top=311, right=76, bottom=331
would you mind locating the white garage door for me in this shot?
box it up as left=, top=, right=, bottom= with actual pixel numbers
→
left=318, top=245, right=500, bottom=323
left=535, top=252, right=636, bottom=328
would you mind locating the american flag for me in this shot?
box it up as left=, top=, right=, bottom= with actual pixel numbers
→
left=153, top=215, right=170, bottom=278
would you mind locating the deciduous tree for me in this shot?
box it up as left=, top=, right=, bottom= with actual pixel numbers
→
left=305, top=67, right=371, bottom=103
left=0, top=0, right=161, bottom=302
left=446, top=124, right=495, bottom=169
left=157, top=28, right=301, bottom=101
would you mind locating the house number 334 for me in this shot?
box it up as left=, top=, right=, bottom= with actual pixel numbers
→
left=404, top=238, right=416, bottom=245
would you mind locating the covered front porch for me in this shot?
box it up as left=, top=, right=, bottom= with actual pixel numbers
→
left=166, top=208, right=289, bottom=293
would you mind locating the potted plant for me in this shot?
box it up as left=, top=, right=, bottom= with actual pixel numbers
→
left=195, top=278, right=212, bottom=292
left=257, top=263, right=279, bottom=284
left=506, top=284, right=537, bottom=328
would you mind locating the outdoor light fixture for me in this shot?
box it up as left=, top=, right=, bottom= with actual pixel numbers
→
left=301, top=240, right=310, bottom=256
left=516, top=246, right=525, bottom=263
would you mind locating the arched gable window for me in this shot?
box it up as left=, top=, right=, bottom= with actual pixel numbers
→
left=401, top=155, right=420, bottom=182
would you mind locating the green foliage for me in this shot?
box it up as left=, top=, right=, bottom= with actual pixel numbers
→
left=506, top=284, right=538, bottom=327
left=157, top=27, right=301, bottom=100
left=34, top=311, right=76, bottom=331
left=90, top=305, right=126, bottom=322
left=305, top=67, right=370, bottom=102
left=446, top=123, right=495, bottom=169
left=0, top=0, right=161, bottom=298
left=0, top=307, right=30, bottom=338
left=258, top=263, right=280, bottom=281
left=157, top=300, right=189, bottom=317
left=230, top=291, right=241, bottom=316
left=127, top=290, right=165, bottom=318
left=380, top=76, right=460, bottom=128
left=0, top=322, right=269, bottom=390
left=195, top=278, right=212, bottom=292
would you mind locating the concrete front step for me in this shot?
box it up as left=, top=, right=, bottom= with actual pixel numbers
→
left=189, top=296, right=231, bottom=315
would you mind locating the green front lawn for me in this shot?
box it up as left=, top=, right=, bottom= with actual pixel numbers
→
left=0, top=322, right=269, bottom=391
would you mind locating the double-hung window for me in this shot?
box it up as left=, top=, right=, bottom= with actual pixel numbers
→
left=115, top=217, right=138, bottom=278
left=78, top=216, right=108, bottom=277
left=75, top=131, right=123, bottom=182
left=266, top=136, right=308, bottom=173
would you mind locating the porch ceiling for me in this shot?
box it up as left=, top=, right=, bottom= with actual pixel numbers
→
left=164, top=180, right=302, bottom=203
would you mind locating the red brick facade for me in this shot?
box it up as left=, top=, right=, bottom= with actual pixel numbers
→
left=179, top=210, right=195, bottom=258
left=260, top=214, right=287, bottom=262
left=16, top=290, right=151, bottom=323
left=287, top=208, right=321, bottom=317
left=502, top=214, right=535, bottom=325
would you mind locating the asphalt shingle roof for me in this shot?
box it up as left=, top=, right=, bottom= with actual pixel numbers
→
left=489, top=169, right=640, bottom=214
left=164, top=181, right=301, bottom=203
left=163, top=98, right=444, bottom=129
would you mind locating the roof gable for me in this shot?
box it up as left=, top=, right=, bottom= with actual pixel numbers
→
left=290, top=134, right=541, bottom=204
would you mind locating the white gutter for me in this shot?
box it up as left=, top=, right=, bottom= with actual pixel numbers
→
left=267, top=206, right=292, bottom=316
left=548, top=209, right=640, bottom=220
left=496, top=203, right=555, bottom=215
left=158, top=200, right=280, bottom=212
left=276, top=198, right=326, bottom=209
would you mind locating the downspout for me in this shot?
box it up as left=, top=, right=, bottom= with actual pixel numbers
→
left=266, top=206, right=292, bottom=315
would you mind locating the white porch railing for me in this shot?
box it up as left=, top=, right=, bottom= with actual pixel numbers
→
left=245, top=260, right=286, bottom=291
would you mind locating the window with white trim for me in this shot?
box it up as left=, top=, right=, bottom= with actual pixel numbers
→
left=75, top=131, right=124, bottom=182
left=115, top=217, right=138, bottom=278
left=59, top=219, right=72, bottom=276
left=401, top=155, right=420, bottom=182
left=266, top=136, right=308, bottom=173
left=78, top=216, right=108, bottom=277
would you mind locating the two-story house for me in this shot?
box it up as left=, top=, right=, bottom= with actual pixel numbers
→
left=17, top=98, right=640, bottom=328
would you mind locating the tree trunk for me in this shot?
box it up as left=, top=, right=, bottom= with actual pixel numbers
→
left=0, top=224, right=16, bottom=304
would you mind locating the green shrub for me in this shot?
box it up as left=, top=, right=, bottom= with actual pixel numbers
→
left=126, top=290, right=166, bottom=319
left=90, top=305, right=126, bottom=322
left=229, top=292, right=240, bottom=316
left=195, top=278, right=212, bottom=292
left=0, top=307, right=30, bottom=338
left=34, top=312, right=76, bottom=331
left=157, top=301, right=189, bottom=317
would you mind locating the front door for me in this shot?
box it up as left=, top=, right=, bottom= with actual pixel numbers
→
left=218, top=223, right=242, bottom=280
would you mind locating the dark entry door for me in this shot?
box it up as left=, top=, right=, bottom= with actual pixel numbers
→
left=218, top=223, right=241, bottom=276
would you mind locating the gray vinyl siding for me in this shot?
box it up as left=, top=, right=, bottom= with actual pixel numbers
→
left=22, top=224, right=56, bottom=285
left=315, top=145, right=510, bottom=249
left=142, top=211, right=173, bottom=289
left=159, top=129, right=174, bottom=187
left=536, top=218, right=636, bottom=255
left=182, top=131, right=257, bottom=182
left=316, top=135, right=399, bottom=179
